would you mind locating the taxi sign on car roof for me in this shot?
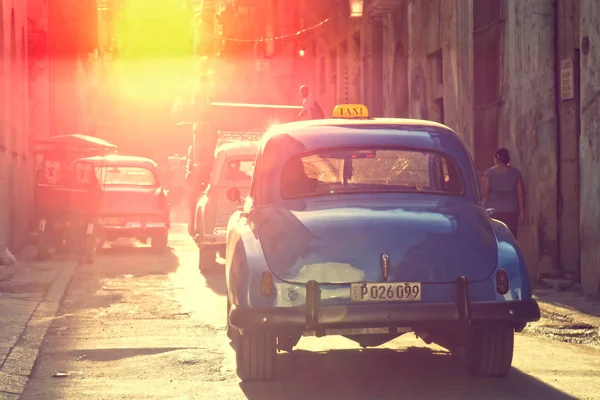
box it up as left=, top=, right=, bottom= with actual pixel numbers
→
left=332, top=104, right=369, bottom=119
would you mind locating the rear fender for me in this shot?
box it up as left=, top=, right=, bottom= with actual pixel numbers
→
left=227, top=221, right=265, bottom=308
left=480, top=219, right=533, bottom=301
left=228, top=214, right=304, bottom=308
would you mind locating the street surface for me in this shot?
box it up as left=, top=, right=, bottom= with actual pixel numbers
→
left=19, top=224, right=600, bottom=400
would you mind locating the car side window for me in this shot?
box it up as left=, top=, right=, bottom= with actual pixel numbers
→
left=441, top=157, right=462, bottom=195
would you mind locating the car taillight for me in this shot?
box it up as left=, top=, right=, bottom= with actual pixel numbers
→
left=496, top=269, right=509, bottom=295
left=261, top=272, right=274, bottom=297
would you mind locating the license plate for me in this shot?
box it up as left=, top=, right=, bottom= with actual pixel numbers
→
left=350, top=282, right=422, bottom=302
left=101, top=217, right=122, bottom=226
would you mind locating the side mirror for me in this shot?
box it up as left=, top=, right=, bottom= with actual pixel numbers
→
left=226, top=187, right=241, bottom=203
left=486, top=208, right=495, bottom=217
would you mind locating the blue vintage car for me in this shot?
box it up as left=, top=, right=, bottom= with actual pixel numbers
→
left=225, top=104, right=540, bottom=382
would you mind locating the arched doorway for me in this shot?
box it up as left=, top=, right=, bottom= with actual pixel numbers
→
left=392, top=42, right=409, bottom=117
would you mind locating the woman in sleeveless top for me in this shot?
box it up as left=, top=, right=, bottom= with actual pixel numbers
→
left=481, top=148, right=524, bottom=238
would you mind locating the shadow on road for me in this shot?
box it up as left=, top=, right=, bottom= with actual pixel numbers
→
left=202, top=268, right=227, bottom=296
left=61, top=243, right=181, bottom=314
left=240, top=347, right=578, bottom=400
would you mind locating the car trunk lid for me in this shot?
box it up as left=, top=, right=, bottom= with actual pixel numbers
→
left=100, top=186, right=165, bottom=216
left=256, top=197, right=498, bottom=284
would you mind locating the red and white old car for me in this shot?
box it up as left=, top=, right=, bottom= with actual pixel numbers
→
left=79, top=154, right=170, bottom=251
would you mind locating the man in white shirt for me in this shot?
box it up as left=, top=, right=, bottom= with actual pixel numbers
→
left=298, top=85, right=325, bottom=120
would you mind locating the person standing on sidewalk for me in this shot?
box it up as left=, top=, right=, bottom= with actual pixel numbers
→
left=298, top=85, right=325, bottom=120
left=482, top=148, right=525, bottom=238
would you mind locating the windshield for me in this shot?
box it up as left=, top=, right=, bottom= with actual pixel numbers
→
left=281, top=148, right=463, bottom=198
left=96, top=166, right=157, bottom=186
left=220, top=158, right=255, bottom=183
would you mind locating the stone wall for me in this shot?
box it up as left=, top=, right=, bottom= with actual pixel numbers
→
left=0, top=0, right=32, bottom=251
left=579, top=0, right=600, bottom=294
left=501, top=0, right=558, bottom=279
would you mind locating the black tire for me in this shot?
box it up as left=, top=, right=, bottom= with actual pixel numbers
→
left=466, top=328, right=514, bottom=377
left=151, top=230, right=168, bottom=252
left=236, top=330, right=276, bottom=382
left=198, top=248, right=216, bottom=272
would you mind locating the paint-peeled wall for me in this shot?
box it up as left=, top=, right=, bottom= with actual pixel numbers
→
left=579, top=0, right=600, bottom=295
left=501, top=0, right=558, bottom=279
left=443, top=0, right=474, bottom=153
left=381, top=0, right=473, bottom=151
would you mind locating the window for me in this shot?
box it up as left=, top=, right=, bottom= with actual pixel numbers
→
left=221, top=158, right=255, bottom=182
left=281, top=147, right=463, bottom=199
left=96, top=166, right=157, bottom=186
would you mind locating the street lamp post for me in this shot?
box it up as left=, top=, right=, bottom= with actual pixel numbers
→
left=349, top=0, right=364, bottom=18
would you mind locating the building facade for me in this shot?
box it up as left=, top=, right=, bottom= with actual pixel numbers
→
left=0, top=0, right=97, bottom=253
left=310, top=0, right=599, bottom=296
left=1, top=0, right=31, bottom=251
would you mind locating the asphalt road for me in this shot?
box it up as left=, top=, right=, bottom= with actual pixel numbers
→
left=20, top=224, right=600, bottom=400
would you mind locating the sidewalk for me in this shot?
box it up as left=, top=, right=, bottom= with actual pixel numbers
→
left=0, top=247, right=77, bottom=398
left=527, top=282, right=600, bottom=349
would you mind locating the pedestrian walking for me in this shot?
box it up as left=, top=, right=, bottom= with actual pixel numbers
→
left=482, top=148, right=525, bottom=239
left=298, top=85, right=325, bottom=120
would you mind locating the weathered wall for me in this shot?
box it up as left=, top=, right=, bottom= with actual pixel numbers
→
left=579, top=0, right=600, bottom=295
left=445, top=0, right=474, bottom=153
left=315, top=15, right=361, bottom=115
left=28, top=0, right=50, bottom=141
left=501, top=0, right=557, bottom=279
left=0, top=0, right=31, bottom=250
left=386, top=0, right=473, bottom=149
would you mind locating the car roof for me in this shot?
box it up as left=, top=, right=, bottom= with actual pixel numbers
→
left=277, top=117, right=452, bottom=131
left=215, top=141, right=259, bottom=158
left=264, top=118, right=456, bottom=146
left=75, top=154, right=158, bottom=169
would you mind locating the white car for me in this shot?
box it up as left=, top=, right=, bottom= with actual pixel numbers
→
left=193, top=140, right=258, bottom=272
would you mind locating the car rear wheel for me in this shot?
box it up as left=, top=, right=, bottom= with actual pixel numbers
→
left=199, top=248, right=216, bottom=273
left=151, top=230, right=168, bottom=252
left=465, top=327, right=514, bottom=377
left=235, top=329, right=276, bottom=382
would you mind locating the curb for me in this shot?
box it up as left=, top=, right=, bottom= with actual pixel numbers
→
left=533, top=285, right=600, bottom=330
left=535, top=299, right=600, bottom=330
left=0, top=261, right=77, bottom=398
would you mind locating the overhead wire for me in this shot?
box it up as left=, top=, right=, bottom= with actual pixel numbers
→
left=195, top=17, right=330, bottom=43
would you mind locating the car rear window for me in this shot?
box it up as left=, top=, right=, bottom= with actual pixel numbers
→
left=96, top=166, right=157, bottom=186
left=281, top=147, right=464, bottom=198
left=221, top=159, right=255, bottom=183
